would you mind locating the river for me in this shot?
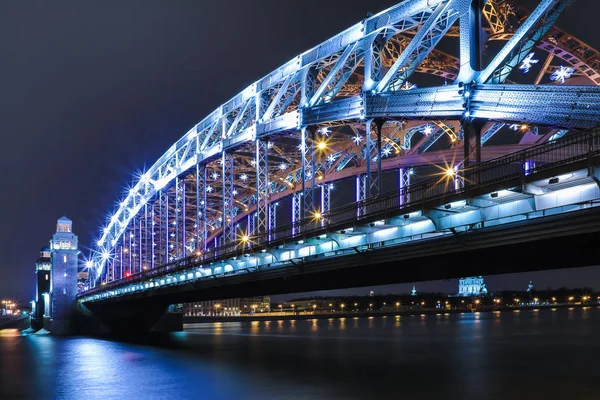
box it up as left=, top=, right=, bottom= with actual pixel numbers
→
left=1, top=307, right=599, bottom=399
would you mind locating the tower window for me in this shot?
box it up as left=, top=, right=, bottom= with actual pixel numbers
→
left=45, top=274, right=48, bottom=281
left=64, top=255, right=67, bottom=263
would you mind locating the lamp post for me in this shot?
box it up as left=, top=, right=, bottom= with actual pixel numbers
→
left=340, top=303, right=345, bottom=312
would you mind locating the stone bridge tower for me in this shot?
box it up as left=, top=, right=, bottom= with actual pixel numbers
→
left=46, top=216, right=79, bottom=334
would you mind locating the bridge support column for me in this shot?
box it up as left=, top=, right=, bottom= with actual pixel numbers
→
left=301, top=127, right=316, bottom=220
left=462, top=119, right=484, bottom=185
left=196, top=164, right=207, bottom=252
left=292, top=192, right=301, bottom=235
left=364, top=119, right=382, bottom=197
left=268, top=202, right=277, bottom=241
left=356, top=174, right=367, bottom=218
left=399, top=167, right=411, bottom=207
left=222, top=152, right=235, bottom=244
left=255, top=138, right=269, bottom=236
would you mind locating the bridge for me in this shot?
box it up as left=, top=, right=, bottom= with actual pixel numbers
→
left=75, top=0, right=600, bottom=332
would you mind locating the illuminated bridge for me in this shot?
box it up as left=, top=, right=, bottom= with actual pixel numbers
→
left=77, top=0, right=600, bottom=331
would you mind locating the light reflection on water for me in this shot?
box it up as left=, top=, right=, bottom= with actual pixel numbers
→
left=1, top=308, right=600, bottom=400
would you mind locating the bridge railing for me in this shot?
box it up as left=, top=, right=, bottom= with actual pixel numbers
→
left=82, top=128, right=600, bottom=297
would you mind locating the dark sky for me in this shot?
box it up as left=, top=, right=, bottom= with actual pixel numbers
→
left=1, top=0, right=598, bottom=302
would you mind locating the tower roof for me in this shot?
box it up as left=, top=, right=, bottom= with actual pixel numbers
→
left=57, top=216, right=72, bottom=223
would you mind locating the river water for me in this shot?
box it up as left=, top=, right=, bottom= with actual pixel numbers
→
left=1, top=307, right=599, bottom=400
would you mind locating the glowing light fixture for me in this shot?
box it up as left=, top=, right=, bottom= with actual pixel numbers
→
left=352, top=135, right=363, bottom=145
left=550, top=66, right=575, bottom=84
left=519, top=52, right=538, bottom=73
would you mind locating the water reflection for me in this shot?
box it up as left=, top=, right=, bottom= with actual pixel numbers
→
left=1, top=308, right=599, bottom=400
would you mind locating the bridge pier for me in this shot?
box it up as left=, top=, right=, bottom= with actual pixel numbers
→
left=77, top=299, right=182, bottom=336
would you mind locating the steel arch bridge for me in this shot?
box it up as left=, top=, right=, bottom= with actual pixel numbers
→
left=84, top=0, right=600, bottom=290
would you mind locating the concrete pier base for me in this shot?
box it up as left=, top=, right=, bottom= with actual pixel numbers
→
left=77, top=299, right=183, bottom=336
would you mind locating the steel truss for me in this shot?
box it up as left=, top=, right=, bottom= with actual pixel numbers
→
left=90, top=0, right=600, bottom=284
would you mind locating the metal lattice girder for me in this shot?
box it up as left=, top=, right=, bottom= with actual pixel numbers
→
left=268, top=202, right=277, bottom=232
left=292, top=192, right=301, bottom=235
left=255, top=139, right=269, bottom=235
left=196, top=165, right=207, bottom=252
left=481, top=123, right=505, bottom=145
left=399, top=167, right=411, bottom=207
left=364, top=36, right=385, bottom=91
left=481, top=0, right=575, bottom=84
left=301, top=127, right=316, bottom=218
left=412, top=122, right=457, bottom=154
left=356, top=174, right=367, bottom=217
left=309, top=42, right=360, bottom=106
left=364, top=121, right=375, bottom=195
left=222, top=152, right=235, bottom=244
left=180, top=178, right=187, bottom=259
left=247, top=213, right=256, bottom=237
left=366, top=84, right=600, bottom=128
left=321, top=183, right=331, bottom=214
left=470, top=84, right=600, bottom=128
left=377, top=0, right=459, bottom=92
left=482, top=0, right=508, bottom=35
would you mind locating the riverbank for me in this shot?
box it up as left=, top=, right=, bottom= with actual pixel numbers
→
left=183, top=303, right=597, bottom=325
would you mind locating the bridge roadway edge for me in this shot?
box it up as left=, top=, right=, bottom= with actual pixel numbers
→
left=81, top=205, right=600, bottom=333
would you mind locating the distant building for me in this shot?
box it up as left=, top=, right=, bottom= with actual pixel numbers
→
left=458, top=276, right=488, bottom=297
left=183, top=296, right=271, bottom=316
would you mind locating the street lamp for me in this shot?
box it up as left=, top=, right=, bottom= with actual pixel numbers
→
left=279, top=305, right=283, bottom=313
left=313, top=304, right=317, bottom=313
left=340, top=303, right=346, bottom=312
left=395, top=302, right=400, bottom=310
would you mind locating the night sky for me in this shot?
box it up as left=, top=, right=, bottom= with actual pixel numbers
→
left=1, top=0, right=599, bottom=302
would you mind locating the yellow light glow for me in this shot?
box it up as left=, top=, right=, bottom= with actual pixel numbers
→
left=445, top=168, right=455, bottom=178
left=317, top=141, right=327, bottom=151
